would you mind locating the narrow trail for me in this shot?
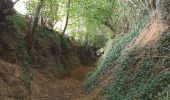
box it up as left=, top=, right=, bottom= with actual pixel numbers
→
left=30, top=65, right=95, bottom=100
left=0, top=57, right=100, bottom=100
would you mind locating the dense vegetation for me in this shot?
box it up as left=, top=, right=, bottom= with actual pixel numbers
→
left=0, top=0, right=169, bottom=99
left=84, top=0, right=170, bottom=99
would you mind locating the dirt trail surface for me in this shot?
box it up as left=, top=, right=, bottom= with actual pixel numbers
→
left=0, top=58, right=99, bottom=100
left=31, top=65, right=94, bottom=100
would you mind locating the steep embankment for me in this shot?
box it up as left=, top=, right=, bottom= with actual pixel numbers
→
left=84, top=1, right=170, bottom=99
left=0, top=58, right=96, bottom=100
left=0, top=1, right=96, bottom=99
left=0, top=16, right=97, bottom=100
left=0, top=59, right=30, bottom=100
left=0, top=22, right=95, bottom=99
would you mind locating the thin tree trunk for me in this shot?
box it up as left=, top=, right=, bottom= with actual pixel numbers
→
left=13, top=0, right=20, bottom=5
left=52, top=20, right=58, bottom=29
left=61, top=0, right=70, bottom=37
left=27, top=0, right=44, bottom=51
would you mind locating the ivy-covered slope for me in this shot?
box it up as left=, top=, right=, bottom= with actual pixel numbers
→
left=84, top=4, right=170, bottom=100
left=84, top=16, right=149, bottom=92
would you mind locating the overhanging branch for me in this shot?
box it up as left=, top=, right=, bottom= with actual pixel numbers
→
left=14, top=0, right=20, bottom=5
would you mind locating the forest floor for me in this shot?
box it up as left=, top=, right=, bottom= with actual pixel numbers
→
left=30, top=65, right=95, bottom=100
left=0, top=57, right=102, bottom=100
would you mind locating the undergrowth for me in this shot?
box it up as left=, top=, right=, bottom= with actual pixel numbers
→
left=18, top=35, right=32, bottom=89
left=105, top=31, right=170, bottom=99
left=11, top=30, right=32, bottom=90
left=35, top=27, right=70, bottom=74
left=84, top=14, right=170, bottom=99
left=9, top=14, right=72, bottom=88
left=83, top=16, right=149, bottom=93
left=9, top=13, right=27, bottom=31
left=9, top=14, right=32, bottom=89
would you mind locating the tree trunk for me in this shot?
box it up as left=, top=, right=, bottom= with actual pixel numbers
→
left=61, top=0, right=70, bottom=37
left=26, top=0, right=44, bottom=51
left=13, top=0, right=20, bottom=5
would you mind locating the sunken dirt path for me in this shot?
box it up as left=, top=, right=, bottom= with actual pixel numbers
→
left=30, top=66, right=95, bottom=100
left=0, top=58, right=99, bottom=100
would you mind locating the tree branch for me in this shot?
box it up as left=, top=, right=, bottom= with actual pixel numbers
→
left=62, top=0, right=71, bottom=37
left=14, top=0, right=20, bottom=5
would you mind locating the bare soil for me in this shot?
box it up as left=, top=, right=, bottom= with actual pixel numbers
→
left=0, top=58, right=98, bottom=100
